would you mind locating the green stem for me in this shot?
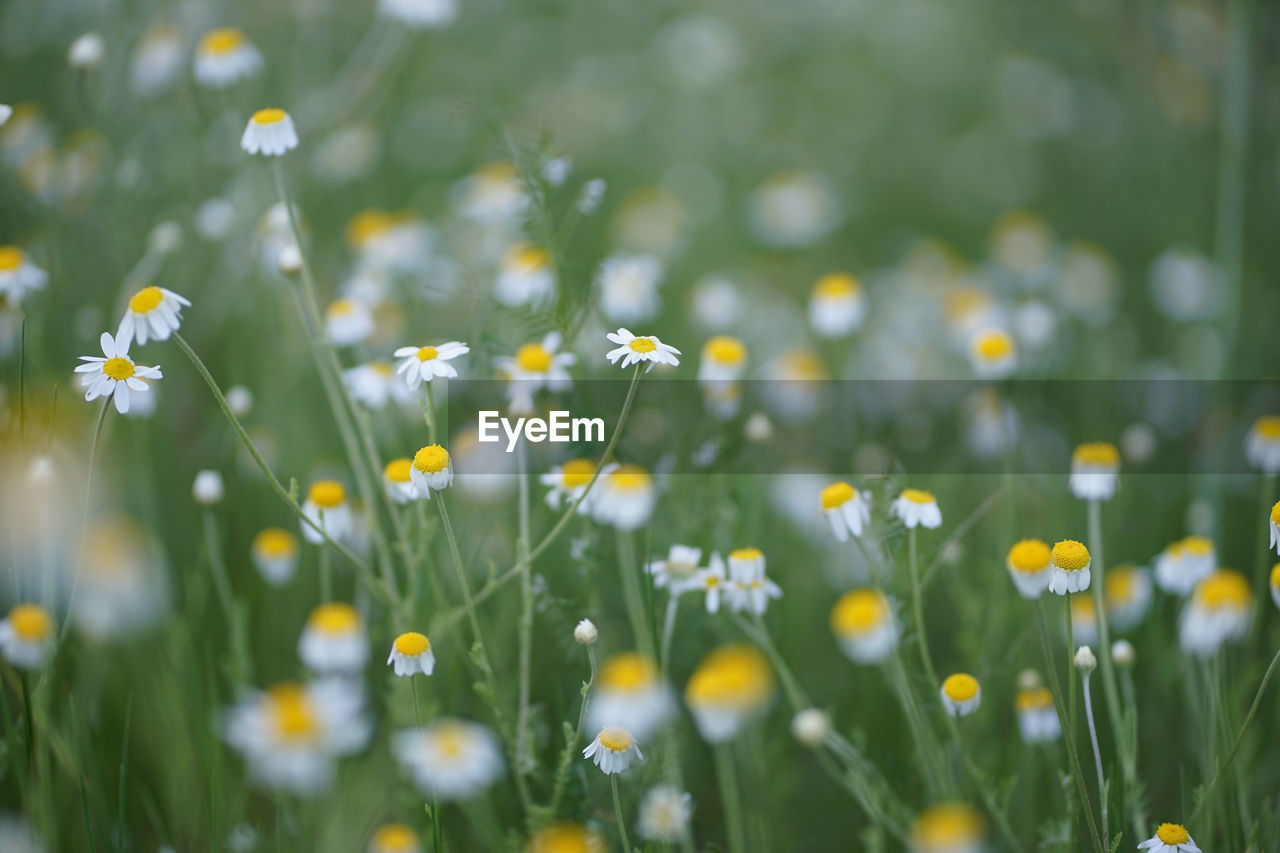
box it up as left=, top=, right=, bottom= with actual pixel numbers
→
left=61, top=398, right=111, bottom=645
left=610, top=775, right=632, bottom=853
left=907, top=527, right=939, bottom=690
left=515, top=441, right=534, bottom=791
left=1081, top=674, right=1108, bottom=848
left=423, top=380, right=439, bottom=445
left=617, top=532, right=652, bottom=657
left=550, top=646, right=597, bottom=815
left=714, top=744, right=746, bottom=853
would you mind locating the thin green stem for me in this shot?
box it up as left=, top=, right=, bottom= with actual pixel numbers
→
left=949, top=716, right=1024, bottom=852
left=713, top=744, right=745, bottom=853
left=1081, top=674, right=1108, bottom=848
left=515, top=441, right=534, bottom=790
left=423, top=381, right=439, bottom=445
left=616, top=532, right=652, bottom=657
left=1253, top=473, right=1277, bottom=598
left=659, top=595, right=679, bottom=673
left=61, top=398, right=111, bottom=645
left=550, top=646, right=597, bottom=815
left=610, top=775, right=632, bottom=853
left=907, top=527, right=939, bottom=690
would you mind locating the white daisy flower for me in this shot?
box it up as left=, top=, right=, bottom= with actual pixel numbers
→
left=1069, top=441, right=1120, bottom=501
left=1006, top=538, right=1052, bottom=599
left=75, top=331, right=163, bottom=414
left=456, top=162, right=529, bottom=223
left=494, top=244, right=556, bottom=308
left=495, top=332, right=576, bottom=413
left=697, top=335, right=748, bottom=385
left=1153, top=536, right=1215, bottom=596
left=392, top=718, right=504, bottom=801
left=193, top=470, right=225, bottom=505
left=382, top=458, right=417, bottom=504
left=393, top=341, right=469, bottom=389
left=1271, top=501, right=1280, bottom=557
left=1047, top=539, right=1091, bottom=595
left=300, top=480, right=352, bottom=544
left=725, top=547, right=781, bottom=615
left=194, top=28, right=263, bottom=89
left=637, top=784, right=693, bottom=843
left=592, top=463, right=657, bottom=530
left=540, top=458, right=598, bottom=510
left=1245, top=415, right=1280, bottom=474
left=691, top=553, right=729, bottom=614
left=0, top=604, right=54, bottom=670
left=379, top=0, right=457, bottom=29
left=527, top=824, right=607, bottom=853
left=892, top=489, right=942, bottom=529
left=821, top=481, right=871, bottom=541
left=241, top=108, right=299, bottom=157
left=830, top=588, right=899, bottom=665
left=1138, top=824, right=1202, bottom=853
left=1014, top=684, right=1060, bottom=744
left=117, top=285, right=190, bottom=345
left=1179, top=569, right=1252, bottom=657
left=324, top=298, right=374, bottom=347
left=298, top=603, right=369, bottom=674
left=1068, top=595, right=1099, bottom=648
left=0, top=245, right=48, bottom=305
left=409, top=444, right=453, bottom=499
left=646, top=544, right=702, bottom=591
left=583, top=726, right=643, bottom=775
left=387, top=631, right=435, bottom=677
left=605, top=328, right=681, bottom=371
left=940, top=673, right=981, bottom=718
left=367, top=824, right=423, bottom=853
left=252, top=527, right=300, bottom=585
left=1104, top=564, right=1153, bottom=632
left=808, top=273, right=865, bottom=338
left=586, top=652, right=674, bottom=741
left=969, top=328, right=1017, bottom=379
left=596, top=253, right=664, bottom=323
left=685, top=644, right=775, bottom=743
left=130, top=25, right=184, bottom=99
left=909, top=802, right=986, bottom=853
left=345, top=361, right=414, bottom=410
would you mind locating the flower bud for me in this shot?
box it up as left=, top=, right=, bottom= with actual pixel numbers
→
left=574, top=618, right=598, bottom=646
left=193, top=470, right=225, bottom=505
left=68, top=33, right=105, bottom=70
left=1111, top=639, right=1135, bottom=668
left=1074, top=645, right=1097, bottom=673
left=790, top=708, right=831, bottom=746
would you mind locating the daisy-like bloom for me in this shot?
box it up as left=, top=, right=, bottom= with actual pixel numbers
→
left=540, top=458, right=598, bottom=510
left=697, top=335, right=748, bottom=384
left=0, top=104, right=11, bottom=127
left=193, top=470, right=225, bottom=505
left=830, top=588, right=899, bottom=664
left=299, top=602, right=369, bottom=674
left=224, top=680, right=369, bottom=794
left=72, top=518, right=170, bottom=641
left=387, top=631, right=435, bottom=677
left=324, top=298, right=374, bottom=347
left=383, top=458, right=417, bottom=504
left=1006, top=538, right=1052, bottom=599
left=1105, top=564, right=1153, bottom=631
left=193, top=27, right=263, bottom=89
left=725, top=547, right=782, bottom=615
left=345, top=361, right=414, bottom=410
left=1048, top=539, right=1091, bottom=595
left=368, top=823, right=423, bottom=853
left=252, top=527, right=300, bottom=585
left=1244, top=415, right=1280, bottom=474
left=495, top=244, right=556, bottom=308
left=690, top=552, right=729, bottom=614
left=300, top=480, right=352, bottom=544
left=1111, top=639, right=1135, bottom=668
left=1271, top=563, right=1280, bottom=611
left=791, top=708, right=832, bottom=746
left=1271, top=501, right=1280, bottom=557
left=393, top=341, right=469, bottom=389
left=1138, top=823, right=1202, bottom=853
left=1014, top=684, right=1060, bottom=744
left=808, top=272, right=865, bottom=338
left=379, top=0, right=456, bottom=28
left=637, top=785, right=693, bottom=843
left=1068, top=594, right=1099, bottom=648
left=0, top=603, right=54, bottom=670
left=685, top=644, right=776, bottom=743
left=892, top=488, right=942, bottom=529
left=592, top=463, right=656, bottom=530
left=525, top=824, right=607, bottom=853
left=605, top=328, right=681, bottom=371
left=597, top=253, right=664, bottom=322
left=75, top=332, right=163, bottom=414
left=582, top=726, right=643, bottom=775
left=940, top=673, right=981, bottom=718
left=1154, top=535, right=1216, bottom=595
left=1069, top=441, right=1120, bottom=501
left=392, top=718, right=504, bottom=801
left=909, top=802, right=987, bottom=853
left=117, top=285, right=190, bottom=345
left=821, top=481, right=871, bottom=541
left=969, top=329, right=1017, bottom=379
left=0, top=245, right=48, bottom=305
left=130, top=25, right=184, bottom=98
left=241, top=108, right=299, bottom=157
left=646, top=544, right=703, bottom=591
left=1179, top=569, right=1253, bottom=657
left=410, top=444, right=453, bottom=499
left=587, top=652, right=674, bottom=741
left=496, top=332, right=576, bottom=413
left=68, top=32, right=105, bottom=70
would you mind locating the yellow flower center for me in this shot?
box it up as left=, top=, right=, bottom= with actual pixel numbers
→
left=526, top=824, right=602, bottom=853
left=431, top=721, right=469, bottom=758
left=910, top=803, right=983, bottom=846
left=597, top=726, right=634, bottom=752
left=394, top=631, right=430, bottom=656
left=704, top=335, right=746, bottom=366
left=129, top=286, right=164, bottom=314
left=327, top=298, right=358, bottom=317
left=821, top=481, right=856, bottom=510
left=1105, top=565, right=1140, bottom=602
left=1272, top=563, right=1280, bottom=590
left=1182, top=535, right=1213, bottom=556
left=628, top=337, right=657, bottom=354
left=974, top=330, right=1013, bottom=361
left=267, top=684, right=319, bottom=740
left=345, top=208, right=394, bottom=248
left=1156, top=823, right=1190, bottom=845
left=253, top=108, right=287, bottom=125
left=103, top=357, right=135, bottom=381
left=416, top=346, right=439, bottom=362
left=598, top=652, right=658, bottom=691
left=831, top=589, right=887, bottom=635
left=685, top=644, right=774, bottom=708
left=813, top=273, right=859, bottom=298
left=308, top=602, right=360, bottom=634
left=1007, top=539, right=1051, bottom=573
left=901, top=488, right=935, bottom=505
left=413, top=444, right=450, bottom=474
left=371, top=823, right=421, bottom=852
left=1015, top=686, right=1053, bottom=712
left=0, top=246, right=25, bottom=271
left=1194, top=570, right=1251, bottom=609
left=1254, top=415, right=1280, bottom=440
left=942, top=673, right=979, bottom=702
left=515, top=342, right=553, bottom=373
left=510, top=244, right=550, bottom=272
left=8, top=603, right=51, bottom=641
left=384, top=458, right=413, bottom=483
left=308, top=480, right=346, bottom=509
left=730, top=547, right=763, bottom=562
left=780, top=349, right=826, bottom=380
left=254, top=527, right=297, bottom=558
left=200, top=27, right=245, bottom=55
left=1272, top=501, right=1280, bottom=526
left=1073, top=441, right=1120, bottom=467
left=1071, top=594, right=1095, bottom=620
left=560, top=459, right=594, bottom=488
left=609, top=464, right=651, bottom=491
left=1052, top=540, right=1090, bottom=571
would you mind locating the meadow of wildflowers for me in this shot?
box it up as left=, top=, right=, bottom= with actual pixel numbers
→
left=2, top=1, right=1280, bottom=851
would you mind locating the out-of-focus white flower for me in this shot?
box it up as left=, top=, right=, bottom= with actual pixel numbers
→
left=0, top=245, right=48, bottom=306
left=637, top=784, right=693, bottom=843
left=324, top=298, right=374, bottom=347
left=809, top=273, right=865, bottom=338
left=746, top=171, right=841, bottom=248
left=382, top=458, right=417, bottom=504
left=131, top=26, right=185, bottom=98
left=68, top=32, right=106, bottom=70
left=300, top=480, right=352, bottom=544
left=457, top=162, right=528, bottom=223
left=940, top=673, right=981, bottom=717
left=646, top=545, right=702, bottom=591
left=685, top=644, right=775, bottom=742
left=72, top=518, right=170, bottom=640
left=226, top=384, right=254, bottom=417
left=252, top=527, right=300, bottom=585
left=725, top=547, right=781, bottom=615
left=368, top=824, right=423, bottom=853
left=969, top=329, right=1017, bottom=379
left=392, top=718, right=504, bottom=800
left=592, top=463, right=657, bottom=531
left=688, top=273, right=743, bottom=332
left=576, top=178, right=607, bottom=215
left=1070, top=441, right=1120, bottom=501
left=298, top=602, right=369, bottom=674
left=1105, top=564, right=1153, bottom=632
left=241, top=109, right=299, bottom=157
left=909, top=803, right=987, bottom=853
left=596, top=254, right=664, bottom=323
left=345, top=361, right=413, bottom=410
left=1015, top=684, right=1060, bottom=744
left=193, top=470, right=224, bottom=505
left=790, top=708, right=831, bottom=746
left=1244, top=415, right=1280, bottom=474
left=194, top=28, right=263, bottom=88
left=1179, top=569, right=1252, bottom=657
left=540, top=458, right=599, bottom=511
left=379, top=0, right=457, bottom=28
left=1006, top=538, right=1052, bottom=599
left=496, top=332, right=576, bottom=413
left=0, top=604, right=54, bottom=670
left=1149, top=248, right=1219, bottom=321
left=697, top=335, right=747, bottom=384
left=1073, top=645, right=1097, bottom=673
left=1154, top=536, right=1215, bottom=596
left=991, top=209, right=1055, bottom=285
left=830, top=588, right=898, bottom=665
left=1111, top=639, right=1135, bottom=668
left=0, top=105, right=12, bottom=127
left=587, top=652, right=674, bottom=741
left=495, top=244, right=556, bottom=308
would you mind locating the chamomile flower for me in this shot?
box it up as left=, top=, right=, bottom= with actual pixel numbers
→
left=830, top=588, right=899, bottom=664
left=0, top=604, right=54, bottom=670
left=637, top=784, right=693, bottom=843
left=1006, top=538, right=1052, bottom=599
left=808, top=272, right=865, bottom=338
left=241, top=109, right=299, bottom=157
left=299, top=603, right=369, bottom=674
left=495, top=244, right=556, bottom=308
left=592, top=463, right=656, bottom=531
left=193, top=28, right=263, bottom=89
left=497, top=332, right=576, bottom=412
left=1179, top=569, right=1253, bottom=657
left=605, top=328, right=681, bottom=371
left=597, top=253, right=664, bottom=322
left=378, top=458, right=416, bottom=504
left=193, top=470, right=224, bottom=505
left=117, top=285, right=190, bottom=345
left=574, top=619, right=598, bottom=645
left=909, top=802, right=986, bottom=853
left=0, top=245, right=48, bottom=305
left=540, top=458, right=598, bottom=510
left=130, top=25, right=184, bottom=98
left=223, top=680, right=369, bottom=794
left=1048, top=539, right=1091, bottom=594
left=1270, top=501, right=1280, bottom=557
left=587, top=652, right=674, bottom=740
left=583, top=726, right=643, bottom=775
left=1105, top=564, right=1153, bottom=631
left=392, top=718, right=504, bottom=801
left=393, top=341, right=469, bottom=389
left=1154, top=536, right=1215, bottom=595
left=1138, top=824, right=1202, bottom=852
left=1245, top=415, right=1280, bottom=474
left=647, top=544, right=703, bottom=591
left=345, top=361, right=414, bottom=410
left=368, top=824, right=423, bottom=853
left=75, top=332, right=163, bottom=414
left=726, top=547, right=782, bottom=615
left=252, top=527, right=300, bottom=585
left=379, top=0, right=457, bottom=28
left=685, top=644, right=775, bottom=743
left=821, top=481, right=871, bottom=541
left=698, top=335, right=748, bottom=384
left=324, top=298, right=374, bottom=347
left=1014, top=684, right=1060, bottom=744
left=300, top=480, right=352, bottom=544
left=969, top=329, right=1017, bottom=379
left=691, top=553, right=729, bottom=614
left=1068, top=595, right=1098, bottom=647
left=457, top=162, right=528, bottom=223
left=526, top=824, right=607, bottom=853
left=893, top=489, right=942, bottom=529
left=410, top=444, right=453, bottom=498
left=1070, top=441, right=1120, bottom=501
left=940, top=673, right=981, bottom=717
left=387, top=632, right=435, bottom=677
